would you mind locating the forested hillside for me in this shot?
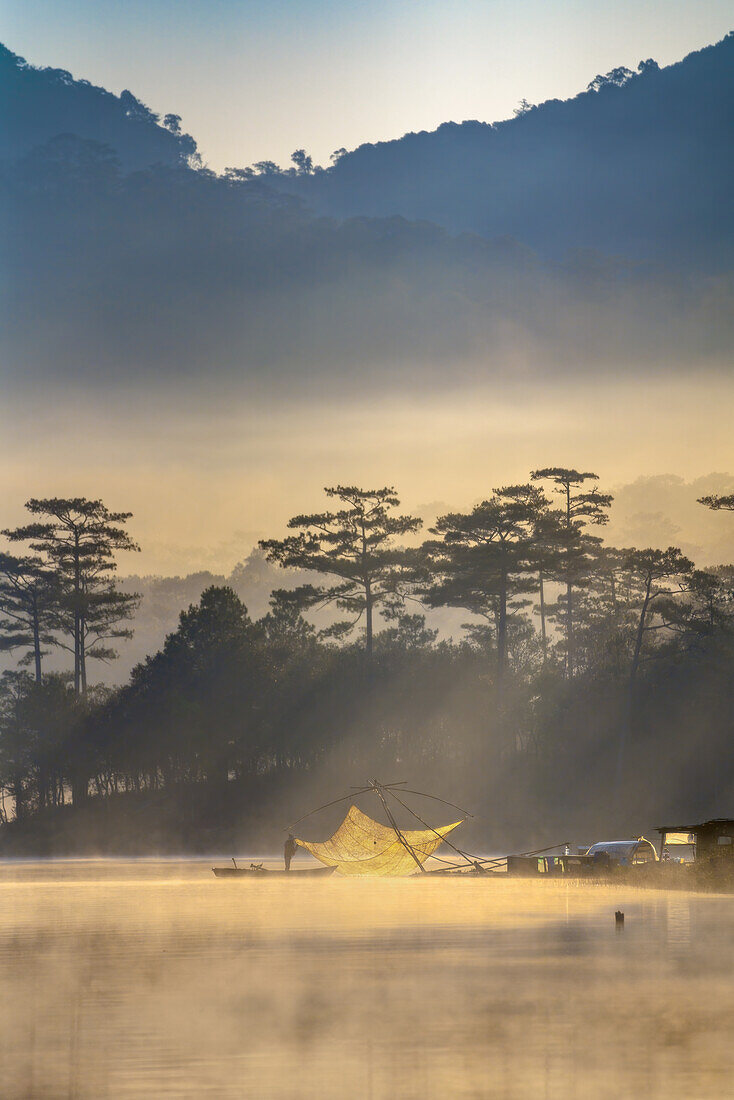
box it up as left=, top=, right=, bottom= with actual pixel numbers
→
left=1, top=479, right=733, bottom=855
left=265, top=34, right=734, bottom=267
left=2, top=37, right=733, bottom=391
left=2, top=34, right=733, bottom=854
left=0, top=43, right=196, bottom=169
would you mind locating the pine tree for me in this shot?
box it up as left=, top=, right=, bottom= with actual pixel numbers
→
left=425, top=485, right=545, bottom=688
left=530, top=469, right=612, bottom=675
left=3, top=499, right=140, bottom=695
left=698, top=493, right=734, bottom=511
left=0, top=553, right=58, bottom=682
left=260, top=486, right=421, bottom=666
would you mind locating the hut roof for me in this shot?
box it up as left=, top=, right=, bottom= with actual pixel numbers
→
left=656, top=819, right=734, bottom=833
left=587, top=840, right=646, bottom=859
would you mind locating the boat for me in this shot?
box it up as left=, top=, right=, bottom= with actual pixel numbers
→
left=212, top=862, right=337, bottom=878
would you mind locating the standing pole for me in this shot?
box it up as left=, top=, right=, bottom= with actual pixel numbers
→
left=386, top=787, right=476, bottom=870
left=371, top=781, right=426, bottom=873
left=285, top=788, right=372, bottom=831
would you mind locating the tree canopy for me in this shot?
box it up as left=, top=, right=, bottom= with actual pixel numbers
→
left=0, top=472, right=732, bottom=850
left=260, top=485, right=421, bottom=662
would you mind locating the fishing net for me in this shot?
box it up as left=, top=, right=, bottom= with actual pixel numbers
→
left=295, top=804, right=462, bottom=877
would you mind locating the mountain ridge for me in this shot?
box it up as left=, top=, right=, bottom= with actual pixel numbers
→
left=0, top=42, right=197, bottom=170
left=1, top=33, right=732, bottom=389
left=263, top=32, right=734, bottom=267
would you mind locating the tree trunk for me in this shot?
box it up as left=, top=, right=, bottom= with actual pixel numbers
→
left=36, top=766, right=48, bottom=810
left=74, top=532, right=81, bottom=694
left=80, top=618, right=87, bottom=696
left=497, top=553, right=508, bottom=683
left=12, top=773, right=25, bottom=821
left=539, top=569, right=547, bottom=663
left=365, top=578, right=373, bottom=666
left=71, top=774, right=88, bottom=805
left=31, top=601, right=47, bottom=808
left=565, top=483, right=574, bottom=678
left=630, top=578, right=652, bottom=689
left=32, top=600, right=42, bottom=684
left=617, top=575, right=652, bottom=794
left=566, top=579, right=573, bottom=677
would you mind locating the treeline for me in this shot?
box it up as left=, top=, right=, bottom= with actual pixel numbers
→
left=6, top=119, right=734, bottom=395
left=1, top=476, right=733, bottom=850
left=261, top=35, right=734, bottom=269
left=0, top=498, right=139, bottom=816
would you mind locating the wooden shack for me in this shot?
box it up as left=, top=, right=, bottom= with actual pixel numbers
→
left=506, top=853, right=592, bottom=876
left=657, top=819, right=734, bottom=861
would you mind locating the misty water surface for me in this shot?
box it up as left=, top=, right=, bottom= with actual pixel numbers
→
left=1, top=859, right=733, bottom=1098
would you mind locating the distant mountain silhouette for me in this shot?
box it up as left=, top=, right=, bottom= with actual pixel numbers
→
left=4, top=138, right=731, bottom=389
left=0, top=43, right=196, bottom=170
left=265, top=33, right=734, bottom=269
left=1, top=35, right=732, bottom=391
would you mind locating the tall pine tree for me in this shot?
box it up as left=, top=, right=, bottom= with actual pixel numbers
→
left=426, top=485, right=545, bottom=689
left=0, top=553, right=58, bottom=682
left=3, top=499, right=140, bottom=695
left=260, top=486, right=421, bottom=666
left=530, top=469, right=612, bottom=675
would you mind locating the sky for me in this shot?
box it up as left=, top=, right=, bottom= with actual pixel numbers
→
left=2, top=0, right=733, bottom=170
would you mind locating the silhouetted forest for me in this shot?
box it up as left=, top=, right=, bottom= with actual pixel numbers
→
left=5, top=33, right=733, bottom=269
left=2, top=31, right=733, bottom=854
left=0, top=43, right=197, bottom=169
left=3, top=37, right=734, bottom=390
left=265, top=34, right=734, bottom=269
left=1, top=479, right=732, bottom=855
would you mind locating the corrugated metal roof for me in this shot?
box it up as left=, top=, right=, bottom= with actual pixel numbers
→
left=586, top=840, right=639, bottom=858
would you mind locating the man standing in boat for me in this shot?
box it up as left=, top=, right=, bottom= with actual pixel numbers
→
left=284, top=833, right=298, bottom=871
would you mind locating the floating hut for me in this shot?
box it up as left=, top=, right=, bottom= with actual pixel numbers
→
left=505, top=838, right=659, bottom=876
left=656, top=819, right=734, bottom=861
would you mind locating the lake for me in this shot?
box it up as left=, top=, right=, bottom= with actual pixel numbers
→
left=1, top=859, right=732, bottom=1098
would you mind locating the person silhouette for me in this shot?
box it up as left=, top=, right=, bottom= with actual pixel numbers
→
left=284, top=833, right=298, bottom=871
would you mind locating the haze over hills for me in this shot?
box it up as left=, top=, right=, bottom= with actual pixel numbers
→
left=0, top=32, right=732, bottom=582
left=2, top=18, right=734, bottom=860
left=1, top=35, right=733, bottom=394
left=267, top=33, right=734, bottom=268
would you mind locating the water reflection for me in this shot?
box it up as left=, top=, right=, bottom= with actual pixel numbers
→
left=1, top=860, right=732, bottom=1098
left=666, top=896, right=692, bottom=952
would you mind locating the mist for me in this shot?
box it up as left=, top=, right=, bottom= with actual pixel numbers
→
left=2, top=380, right=733, bottom=577
left=2, top=15, right=734, bottom=1098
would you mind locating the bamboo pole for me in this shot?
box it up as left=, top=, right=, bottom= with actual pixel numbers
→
left=386, top=787, right=477, bottom=870
left=286, top=787, right=372, bottom=831
left=370, top=781, right=427, bottom=873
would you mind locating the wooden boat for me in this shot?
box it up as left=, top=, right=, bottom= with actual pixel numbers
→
left=212, top=862, right=337, bottom=878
